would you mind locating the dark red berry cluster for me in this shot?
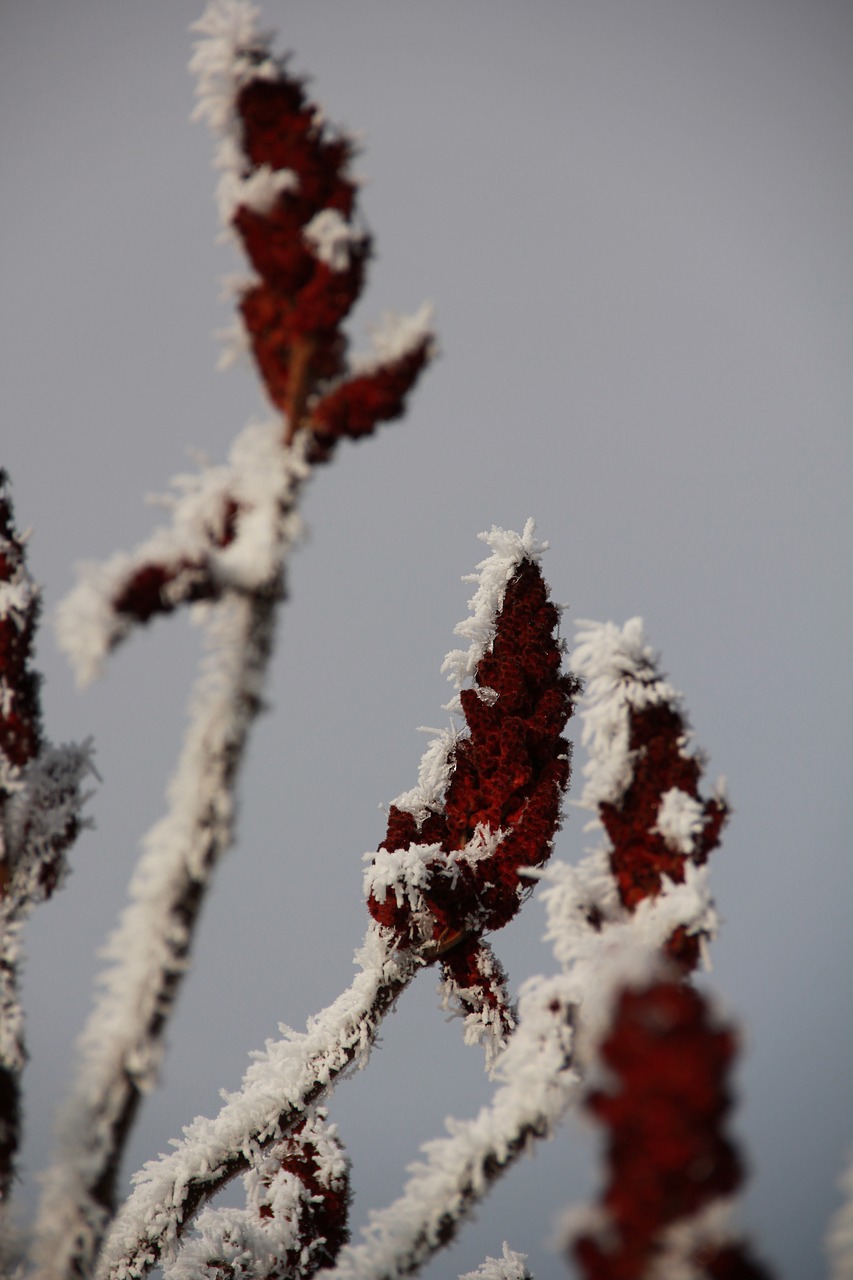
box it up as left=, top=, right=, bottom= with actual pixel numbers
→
left=233, top=63, right=431, bottom=455
left=368, top=558, right=580, bottom=955
left=0, top=471, right=42, bottom=777
left=573, top=980, right=771, bottom=1280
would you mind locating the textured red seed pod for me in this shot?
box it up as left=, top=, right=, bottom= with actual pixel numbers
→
left=0, top=471, right=43, bottom=773
left=571, top=980, right=771, bottom=1280
left=368, top=550, right=580, bottom=955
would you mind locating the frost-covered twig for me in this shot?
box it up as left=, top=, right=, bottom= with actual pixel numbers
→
left=0, top=471, right=92, bottom=1211
left=35, top=7, right=435, bottom=1274
left=35, top=577, right=285, bottom=1280
left=161, top=1107, right=351, bottom=1280
left=94, top=926, right=416, bottom=1280
left=315, top=974, right=580, bottom=1280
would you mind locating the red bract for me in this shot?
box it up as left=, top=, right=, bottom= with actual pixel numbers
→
left=368, top=557, right=580, bottom=954
left=600, top=702, right=727, bottom=916
left=0, top=471, right=42, bottom=773
left=572, top=980, right=768, bottom=1280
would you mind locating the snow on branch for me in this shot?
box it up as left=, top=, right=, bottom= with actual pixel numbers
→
left=316, top=974, right=580, bottom=1280
left=93, top=926, right=417, bottom=1280
left=0, top=471, right=93, bottom=1210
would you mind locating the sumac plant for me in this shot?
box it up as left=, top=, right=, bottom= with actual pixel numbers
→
left=2, top=4, right=843, bottom=1279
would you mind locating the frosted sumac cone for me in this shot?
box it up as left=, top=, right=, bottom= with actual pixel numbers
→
left=366, top=525, right=580, bottom=959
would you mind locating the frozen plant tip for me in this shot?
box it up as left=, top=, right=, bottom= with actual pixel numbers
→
left=191, top=0, right=434, bottom=450
left=367, top=523, right=580, bottom=952
left=572, top=617, right=728, bottom=971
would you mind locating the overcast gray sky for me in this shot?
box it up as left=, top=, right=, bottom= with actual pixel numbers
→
left=1, top=2, right=851, bottom=1276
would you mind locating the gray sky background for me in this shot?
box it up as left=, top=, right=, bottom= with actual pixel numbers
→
left=1, top=2, right=851, bottom=1277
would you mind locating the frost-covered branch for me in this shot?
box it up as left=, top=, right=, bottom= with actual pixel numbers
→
left=94, top=524, right=574, bottom=1278
left=35, top=4, right=435, bottom=1274
left=94, top=926, right=417, bottom=1280
left=315, top=973, right=579, bottom=1280
left=0, top=471, right=92, bottom=1212
left=161, top=1107, right=351, bottom=1280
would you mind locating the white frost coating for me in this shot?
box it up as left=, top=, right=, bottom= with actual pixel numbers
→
left=828, top=1147, right=853, bottom=1280
left=219, top=163, right=299, bottom=223
left=352, top=303, right=436, bottom=373
left=2, top=740, right=95, bottom=895
left=442, top=520, right=546, bottom=699
left=303, top=208, right=364, bottom=272
left=319, top=975, right=579, bottom=1280
left=572, top=617, right=685, bottom=810
left=655, top=787, right=705, bottom=856
left=438, top=942, right=515, bottom=1075
left=163, top=1108, right=348, bottom=1280
left=642, top=1199, right=741, bottom=1280
left=364, top=842, right=444, bottom=912
left=56, top=423, right=309, bottom=685
left=190, top=0, right=282, bottom=229
left=390, top=725, right=458, bottom=822
left=459, top=1241, right=531, bottom=1280
left=93, top=926, right=417, bottom=1280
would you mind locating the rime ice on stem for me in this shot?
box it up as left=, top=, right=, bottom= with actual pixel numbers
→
left=161, top=1108, right=351, bottom=1280
left=93, top=527, right=574, bottom=1279
left=95, top=926, right=416, bottom=1280
left=0, top=471, right=92, bottom=1213
left=34, top=4, right=433, bottom=1277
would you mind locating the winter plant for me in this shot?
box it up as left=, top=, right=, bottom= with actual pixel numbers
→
left=1, top=3, right=849, bottom=1278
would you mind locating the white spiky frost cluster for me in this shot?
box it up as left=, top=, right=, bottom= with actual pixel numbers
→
left=459, top=1241, right=531, bottom=1280
left=190, top=0, right=288, bottom=228
left=162, top=1108, right=347, bottom=1280
left=387, top=520, right=543, bottom=827
left=56, top=423, right=309, bottom=686
left=438, top=942, right=516, bottom=1075
left=572, top=616, right=684, bottom=811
